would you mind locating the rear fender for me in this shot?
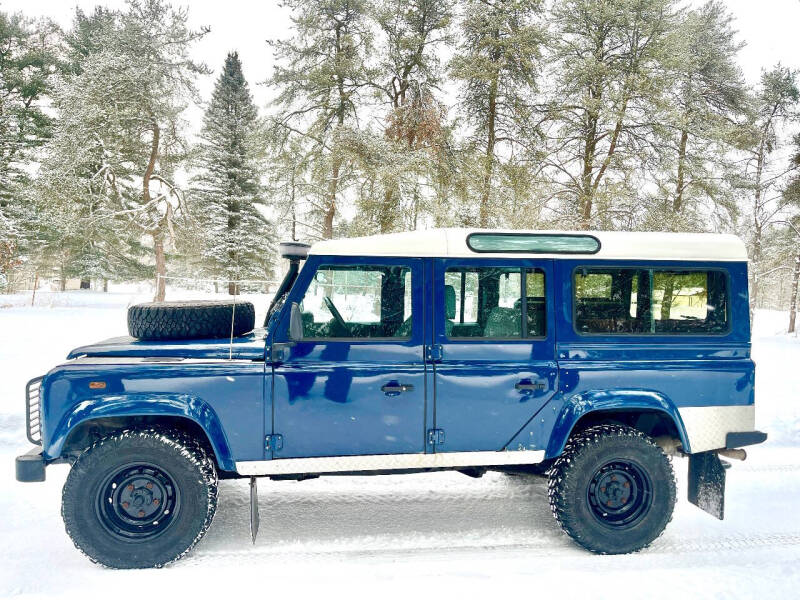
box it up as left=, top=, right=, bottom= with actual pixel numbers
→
left=545, top=389, right=690, bottom=458
left=46, top=393, right=235, bottom=471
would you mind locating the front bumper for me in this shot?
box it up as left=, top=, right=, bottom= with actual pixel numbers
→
left=16, top=447, right=46, bottom=482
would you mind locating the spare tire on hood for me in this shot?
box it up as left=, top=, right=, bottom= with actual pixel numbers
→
left=127, top=300, right=256, bottom=341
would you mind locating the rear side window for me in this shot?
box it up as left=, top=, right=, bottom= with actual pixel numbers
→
left=444, top=267, right=546, bottom=338
left=299, top=265, right=412, bottom=339
left=573, top=268, right=728, bottom=335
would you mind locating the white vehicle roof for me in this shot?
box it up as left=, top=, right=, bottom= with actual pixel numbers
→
left=308, top=228, right=748, bottom=262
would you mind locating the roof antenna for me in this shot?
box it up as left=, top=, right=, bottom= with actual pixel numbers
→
left=229, top=270, right=239, bottom=361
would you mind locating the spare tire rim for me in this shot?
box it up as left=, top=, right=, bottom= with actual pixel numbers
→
left=586, top=460, right=652, bottom=529
left=96, top=463, right=180, bottom=541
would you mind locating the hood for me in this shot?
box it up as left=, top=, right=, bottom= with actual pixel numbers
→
left=66, top=329, right=267, bottom=361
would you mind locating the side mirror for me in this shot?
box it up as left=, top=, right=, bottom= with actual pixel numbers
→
left=289, top=302, right=304, bottom=341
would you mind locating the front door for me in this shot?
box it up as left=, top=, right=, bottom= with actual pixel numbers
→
left=431, top=259, right=558, bottom=453
left=270, top=257, right=427, bottom=459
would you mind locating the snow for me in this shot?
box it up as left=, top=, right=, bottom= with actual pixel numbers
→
left=1, top=292, right=799, bottom=598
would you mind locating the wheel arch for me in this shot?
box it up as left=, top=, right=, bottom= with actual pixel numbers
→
left=545, top=390, right=690, bottom=459
left=47, top=394, right=236, bottom=472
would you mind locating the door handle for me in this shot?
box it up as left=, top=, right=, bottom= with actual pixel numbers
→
left=381, top=382, right=414, bottom=395
left=515, top=380, right=546, bottom=392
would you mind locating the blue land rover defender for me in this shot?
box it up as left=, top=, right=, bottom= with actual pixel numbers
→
left=16, top=229, right=767, bottom=568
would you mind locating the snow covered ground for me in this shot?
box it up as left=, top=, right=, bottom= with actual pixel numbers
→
left=1, top=292, right=799, bottom=599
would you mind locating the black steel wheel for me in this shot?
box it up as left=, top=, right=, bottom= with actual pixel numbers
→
left=548, top=424, right=676, bottom=554
left=95, top=463, right=180, bottom=541
left=62, top=429, right=217, bottom=568
left=586, top=460, right=653, bottom=529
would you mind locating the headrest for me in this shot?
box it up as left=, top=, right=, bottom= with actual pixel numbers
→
left=444, top=285, right=456, bottom=319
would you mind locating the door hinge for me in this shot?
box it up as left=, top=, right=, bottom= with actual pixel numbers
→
left=427, top=428, right=445, bottom=446
left=265, top=434, right=283, bottom=452
left=270, top=343, right=292, bottom=363
left=425, top=344, right=443, bottom=363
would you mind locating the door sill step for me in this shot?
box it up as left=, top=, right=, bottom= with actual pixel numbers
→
left=236, top=449, right=545, bottom=476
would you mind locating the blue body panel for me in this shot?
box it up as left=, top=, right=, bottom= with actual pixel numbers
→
left=506, top=259, right=753, bottom=457
left=67, top=331, right=268, bottom=360
left=41, top=361, right=266, bottom=470
left=38, top=254, right=754, bottom=470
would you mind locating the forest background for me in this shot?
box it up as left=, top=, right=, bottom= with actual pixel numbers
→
left=0, top=0, right=799, bottom=330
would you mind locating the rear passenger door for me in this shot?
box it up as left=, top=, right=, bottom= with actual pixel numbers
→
left=430, top=259, right=558, bottom=453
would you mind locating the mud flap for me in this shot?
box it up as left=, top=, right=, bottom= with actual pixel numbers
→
left=249, top=476, right=260, bottom=543
left=688, top=452, right=726, bottom=520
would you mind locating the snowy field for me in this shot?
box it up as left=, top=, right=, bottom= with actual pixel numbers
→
left=1, top=291, right=799, bottom=599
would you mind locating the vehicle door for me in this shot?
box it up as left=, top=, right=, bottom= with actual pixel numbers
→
left=430, top=258, right=558, bottom=452
left=270, top=256, right=428, bottom=459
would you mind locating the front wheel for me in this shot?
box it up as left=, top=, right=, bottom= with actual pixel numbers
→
left=547, top=424, right=676, bottom=554
left=62, top=429, right=218, bottom=568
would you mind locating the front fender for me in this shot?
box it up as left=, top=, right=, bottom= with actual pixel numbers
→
left=46, top=393, right=236, bottom=471
left=545, top=389, right=690, bottom=458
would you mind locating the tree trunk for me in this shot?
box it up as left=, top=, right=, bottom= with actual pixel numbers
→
left=153, top=230, right=166, bottom=302
left=290, top=167, right=298, bottom=241
left=103, top=279, right=108, bottom=292
left=379, top=187, right=395, bottom=233
left=750, top=143, right=766, bottom=326
left=145, top=121, right=165, bottom=302
left=323, top=24, right=347, bottom=240
left=789, top=252, right=800, bottom=334
left=660, top=278, right=675, bottom=320
left=323, top=157, right=340, bottom=239
left=228, top=281, right=239, bottom=295
left=580, top=111, right=599, bottom=230
left=31, top=272, right=38, bottom=307
left=479, top=74, right=498, bottom=228
left=674, top=127, right=689, bottom=214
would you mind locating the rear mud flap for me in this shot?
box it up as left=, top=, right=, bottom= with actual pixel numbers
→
left=688, top=452, right=726, bottom=520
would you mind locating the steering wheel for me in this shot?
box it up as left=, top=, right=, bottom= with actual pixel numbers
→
left=323, top=296, right=351, bottom=335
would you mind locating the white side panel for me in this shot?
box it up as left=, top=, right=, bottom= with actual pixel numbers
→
left=236, top=450, right=545, bottom=476
left=678, top=405, right=755, bottom=453
left=308, top=228, right=748, bottom=262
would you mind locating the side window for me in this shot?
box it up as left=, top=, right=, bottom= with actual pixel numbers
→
left=574, top=268, right=728, bottom=335
left=299, top=265, right=412, bottom=339
left=444, top=267, right=546, bottom=339
left=652, top=271, right=728, bottom=333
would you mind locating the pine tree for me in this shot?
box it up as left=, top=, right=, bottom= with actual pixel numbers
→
left=194, top=52, right=274, bottom=294
left=741, top=66, right=799, bottom=323
left=449, top=0, right=546, bottom=227
left=268, top=0, right=374, bottom=239
left=0, top=11, right=62, bottom=288
left=645, top=0, right=748, bottom=233
left=362, top=0, right=452, bottom=233
left=41, top=0, right=208, bottom=301
left=546, top=0, right=679, bottom=229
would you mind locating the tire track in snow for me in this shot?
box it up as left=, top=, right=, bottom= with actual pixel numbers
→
left=189, top=530, right=800, bottom=565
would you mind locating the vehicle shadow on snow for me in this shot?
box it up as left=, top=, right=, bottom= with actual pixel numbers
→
left=193, top=471, right=568, bottom=559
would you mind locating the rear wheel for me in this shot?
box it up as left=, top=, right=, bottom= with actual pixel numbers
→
left=547, top=424, right=676, bottom=554
left=62, top=429, right=218, bottom=568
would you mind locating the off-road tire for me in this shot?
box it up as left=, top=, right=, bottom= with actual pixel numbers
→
left=547, top=424, right=676, bottom=554
left=62, top=428, right=218, bottom=569
left=127, top=300, right=255, bottom=340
